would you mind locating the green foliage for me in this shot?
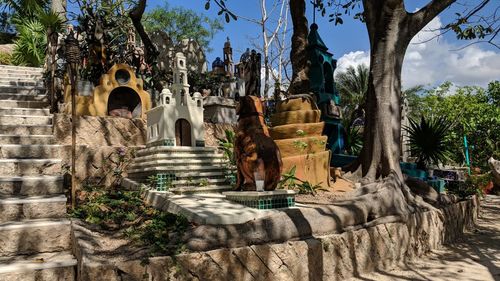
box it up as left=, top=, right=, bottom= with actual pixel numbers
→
left=343, top=122, right=363, bottom=155
left=217, top=129, right=236, bottom=166
left=75, top=0, right=136, bottom=84
left=335, top=64, right=368, bottom=109
left=279, top=166, right=326, bottom=195
left=144, top=4, right=223, bottom=53
left=12, top=19, right=45, bottom=66
left=409, top=81, right=500, bottom=170
left=0, top=51, right=12, bottom=65
left=404, top=115, right=453, bottom=169
left=72, top=187, right=189, bottom=256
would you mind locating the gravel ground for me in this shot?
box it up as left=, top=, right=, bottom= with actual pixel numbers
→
left=347, top=195, right=500, bottom=281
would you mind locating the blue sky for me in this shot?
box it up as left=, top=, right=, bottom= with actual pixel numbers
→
left=148, top=0, right=499, bottom=88
left=69, top=0, right=499, bottom=88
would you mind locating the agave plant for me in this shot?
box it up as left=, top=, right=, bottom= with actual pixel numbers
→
left=217, top=129, right=236, bottom=166
left=404, top=115, right=453, bottom=170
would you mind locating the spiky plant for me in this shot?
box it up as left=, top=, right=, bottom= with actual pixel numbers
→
left=12, top=19, right=46, bottom=66
left=404, top=116, right=453, bottom=170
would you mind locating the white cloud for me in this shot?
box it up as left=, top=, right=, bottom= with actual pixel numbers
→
left=336, top=51, right=370, bottom=74
left=335, top=16, right=500, bottom=88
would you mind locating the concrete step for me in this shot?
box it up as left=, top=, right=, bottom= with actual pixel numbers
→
left=0, top=91, right=48, bottom=102
left=171, top=178, right=228, bottom=187
left=0, top=251, right=76, bottom=280
left=0, top=65, right=43, bottom=71
left=170, top=185, right=233, bottom=195
left=129, top=170, right=227, bottom=182
left=0, top=125, right=53, bottom=136
left=0, top=176, right=63, bottom=196
left=0, top=159, right=61, bottom=176
left=0, top=86, right=44, bottom=94
left=0, top=107, right=50, bottom=116
left=127, top=164, right=226, bottom=174
left=0, top=135, right=54, bottom=145
left=0, top=145, right=61, bottom=159
left=0, top=74, right=43, bottom=80
left=129, top=158, right=228, bottom=170
left=0, top=195, right=67, bottom=222
left=132, top=152, right=226, bottom=163
left=136, top=146, right=218, bottom=157
left=0, top=81, right=43, bottom=88
left=0, top=115, right=52, bottom=126
left=0, top=100, right=48, bottom=109
left=0, top=219, right=71, bottom=256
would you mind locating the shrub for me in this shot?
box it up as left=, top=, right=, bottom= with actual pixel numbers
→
left=0, top=51, right=12, bottom=65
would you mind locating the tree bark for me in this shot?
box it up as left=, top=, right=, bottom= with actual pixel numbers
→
left=288, top=0, right=309, bottom=95
left=349, top=0, right=456, bottom=183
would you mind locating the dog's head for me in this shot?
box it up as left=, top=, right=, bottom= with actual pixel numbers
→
left=236, top=95, right=265, bottom=118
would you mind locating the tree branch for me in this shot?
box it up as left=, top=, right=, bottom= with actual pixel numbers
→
left=409, top=0, right=457, bottom=35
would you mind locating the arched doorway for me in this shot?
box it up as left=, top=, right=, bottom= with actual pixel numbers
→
left=107, top=87, right=142, bottom=118
left=175, top=119, right=192, bottom=146
left=323, top=62, right=334, bottom=94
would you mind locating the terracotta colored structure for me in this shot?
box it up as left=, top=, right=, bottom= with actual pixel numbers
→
left=270, top=95, right=331, bottom=188
left=235, top=95, right=282, bottom=191
left=63, top=64, right=151, bottom=118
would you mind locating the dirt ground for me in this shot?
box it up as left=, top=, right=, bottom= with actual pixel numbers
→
left=347, top=195, right=500, bottom=281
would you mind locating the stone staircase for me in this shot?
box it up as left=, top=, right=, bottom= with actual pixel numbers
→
left=128, top=146, right=234, bottom=194
left=0, top=65, right=76, bottom=280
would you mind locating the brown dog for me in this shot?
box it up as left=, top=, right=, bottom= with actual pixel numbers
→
left=234, top=95, right=282, bottom=191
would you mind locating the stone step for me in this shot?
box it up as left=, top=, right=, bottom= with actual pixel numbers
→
left=0, top=251, right=76, bottom=280
left=130, top=170, right=227, bottom=182
left=136, top=146, right=218, bottom=157
left=132, top=152, right=226, bottom=163
left=0, top=82, right=44, bottom=88
left=0, top=86, right=44, bottom=94
left=0, top=219, right=71, bottom=256
left=0, top=100, right=48, bottom=109
left=0, top=159, right=61, bottom=176
left=130, top=158, right=228, bottom=170
left=0, top=145, right=61, bottom=159
left=0, top=107, right=50, bottom=116
left=0, top=135, right=54, bottom=145
left=171, top=178, right=228, bottom=186
left=0, top=65, right=43, bottom=71
left=0, top=91, right=48, bottom=102
left=127, top=164, right=226, bottom=175
left=0, top=176, right=63, bottom=196
left=0, top=125, right=53, bottom=136
left=0, top=76, right=41, bottom=82
left=0, top=74, right=43, bottom=80
left=0, top=115, right=52, bottom=126
left=170, top=185, right=233, bottom=195
left=0, top=195, right=67, bottom=222
left=0, top=70, right=43, bottom=75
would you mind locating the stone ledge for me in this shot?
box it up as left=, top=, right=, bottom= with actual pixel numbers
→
left=74, top=196, right=480, bottom=281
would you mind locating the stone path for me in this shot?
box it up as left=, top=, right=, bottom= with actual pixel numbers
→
left=347, top=195, right=500, bottom=281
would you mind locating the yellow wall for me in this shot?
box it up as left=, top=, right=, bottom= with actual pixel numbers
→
left=63, top=64, right=152, bottom=119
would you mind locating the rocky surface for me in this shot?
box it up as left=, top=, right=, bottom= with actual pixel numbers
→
left=53, top=114, right=147, bottom=147
left=204, top=123, right=235, bottom=147
left=489, top=157, right=500, bottom=187
left=74, top=196, right=478, bottom=281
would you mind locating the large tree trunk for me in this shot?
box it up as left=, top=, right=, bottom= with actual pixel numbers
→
left=351, top=0, right=454, bottom=183
left=288, top=0, right=309, bottom=95
left=354, top=1, right=411, bottom=182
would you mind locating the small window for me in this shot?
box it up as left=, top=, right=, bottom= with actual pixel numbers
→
left=165, top=97, right=170, bottom=104
left=197, top=100, right=201, bottom=107
left=179, top=60, right=184, bottom=67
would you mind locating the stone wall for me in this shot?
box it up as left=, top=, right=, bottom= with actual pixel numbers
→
left=53, top=114, right=147, bottom=146
left=75, top=197, right=479, bottom=281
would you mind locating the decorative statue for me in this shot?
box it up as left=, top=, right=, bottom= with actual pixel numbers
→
left=234, top=95, right=282, bottom=191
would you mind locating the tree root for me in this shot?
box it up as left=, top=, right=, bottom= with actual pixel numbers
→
left=333, top=171, right=441, bottom=230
